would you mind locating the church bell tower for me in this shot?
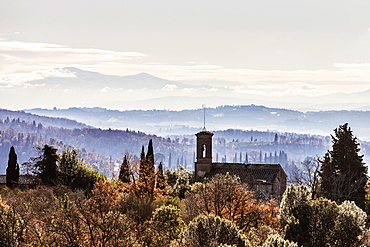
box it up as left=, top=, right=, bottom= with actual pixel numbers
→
left=195, top=130, right=213, bottom=181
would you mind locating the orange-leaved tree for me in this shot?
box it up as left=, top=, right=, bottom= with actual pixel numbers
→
left=184, top=174, right=279, bottom=232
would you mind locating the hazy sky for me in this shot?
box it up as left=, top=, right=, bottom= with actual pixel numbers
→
left=2, top=0, right=370, bottom=108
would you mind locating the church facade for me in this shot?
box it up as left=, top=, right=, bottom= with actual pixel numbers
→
left=195, top=130, right=287, bottom=200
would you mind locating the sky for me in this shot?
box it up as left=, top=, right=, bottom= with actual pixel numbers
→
left=2, top=0, right=370, bottom=110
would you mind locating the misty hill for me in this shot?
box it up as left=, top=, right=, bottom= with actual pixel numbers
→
left=27, top=105, right=370, bottom=141
left=0, top=109, right=339, bottom=177
left=0, top=109, right=90, bottom=129
left=3, top=108, right=370, bottom=180
left=0, top=113, right=178, bottom=175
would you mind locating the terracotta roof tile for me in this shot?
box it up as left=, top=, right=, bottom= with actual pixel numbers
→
left=204, top=164, right=281, bottom=184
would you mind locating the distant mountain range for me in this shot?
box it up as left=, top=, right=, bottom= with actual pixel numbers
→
left=26, top=104, right=370, bottom=142
left=3, top=67, right=370, bottom=111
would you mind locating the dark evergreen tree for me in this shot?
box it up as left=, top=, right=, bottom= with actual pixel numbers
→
left=139, top=145, right=145, bottom=179
left=118, top=155, right=130, bottom=183
left=319, top=123, right=367, bottom=209
left=34, top=145, right=58, bottom=186
left=319, top=152, right=333, bottom=200
left=6, top=146, right=19, bottom=188
left=156, top=162, right=166, bottom=189
left=146, top=139, right=155, bottom=175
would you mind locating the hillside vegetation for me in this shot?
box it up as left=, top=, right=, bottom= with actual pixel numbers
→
left=1, top=108, right=370, bottom=181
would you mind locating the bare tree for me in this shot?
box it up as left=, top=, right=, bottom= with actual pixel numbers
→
left=291, top=157, right=320, bottom=199
left=248, top=150, right=261, bottom=163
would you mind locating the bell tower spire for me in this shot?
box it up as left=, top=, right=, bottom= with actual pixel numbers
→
left=203, top=104, right=206, bottom=131
left=195, top=130, right=213, bottom=181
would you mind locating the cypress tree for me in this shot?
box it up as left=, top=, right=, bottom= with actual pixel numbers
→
left=319, top=123, right=367, bottom=209
left=146, top=139, right=155, bottom=174
left=156, top=162, right=166, bottom=189
left=6, top=146, right=19, bottom=189
left=118, top=155, right=130, bottom=183
left=138, top=140, right=156, bottom=198
left=139, top=145, right=145, bottom=179
left=140, top=145, right=145, bottom=164
left=145, top=139, right=155, bottom=183
left=146, top=139, right=155, bottom=194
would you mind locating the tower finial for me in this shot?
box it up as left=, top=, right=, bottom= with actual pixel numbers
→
left=202, top=104, right=206, bottom=130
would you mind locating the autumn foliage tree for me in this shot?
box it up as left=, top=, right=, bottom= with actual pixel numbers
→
left=137, top=140, right=156, bottom=198
left=80, top=181, right=134, bottom=246
left=0, top=195, right=25, bottom=247
left=184, top=174, right=279, bottom=232
left=132, top=139, right=163, bottom=200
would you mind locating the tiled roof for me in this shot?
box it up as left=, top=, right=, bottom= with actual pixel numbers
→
left=204, top=163, right=281, bottom=184
left=247, top=168, right=279, bottom=184
left=206, top=167, right=251, bottom=182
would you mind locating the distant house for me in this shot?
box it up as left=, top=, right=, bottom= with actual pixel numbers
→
left=195, top=130, right=287, bottom=200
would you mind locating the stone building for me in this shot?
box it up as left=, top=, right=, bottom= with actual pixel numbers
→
left=195, top=130, right=287, bottom=200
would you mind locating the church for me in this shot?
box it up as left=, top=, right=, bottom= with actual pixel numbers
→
left=195, top=130, right=287, bottom=200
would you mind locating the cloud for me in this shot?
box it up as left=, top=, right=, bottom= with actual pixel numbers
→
left=0, top=68, right=74, bottom=87
left=101, top=86, right=110, bottom=92
left=161, top=84, right=178, bottom=91
left=0, top=40, right=146, bottom=59
left=2, top=40, right=370, bottom=99
left=0, top=40, right=147, bottom=74
left=0, top=32, right=22, bottom=36
left=301, top=84, right=318, bottom=90
left=333, top=63, right=370, bottom=69
left=207, top=87, right=219, bottom=92
left=181, top=88, right=194, bottom=92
